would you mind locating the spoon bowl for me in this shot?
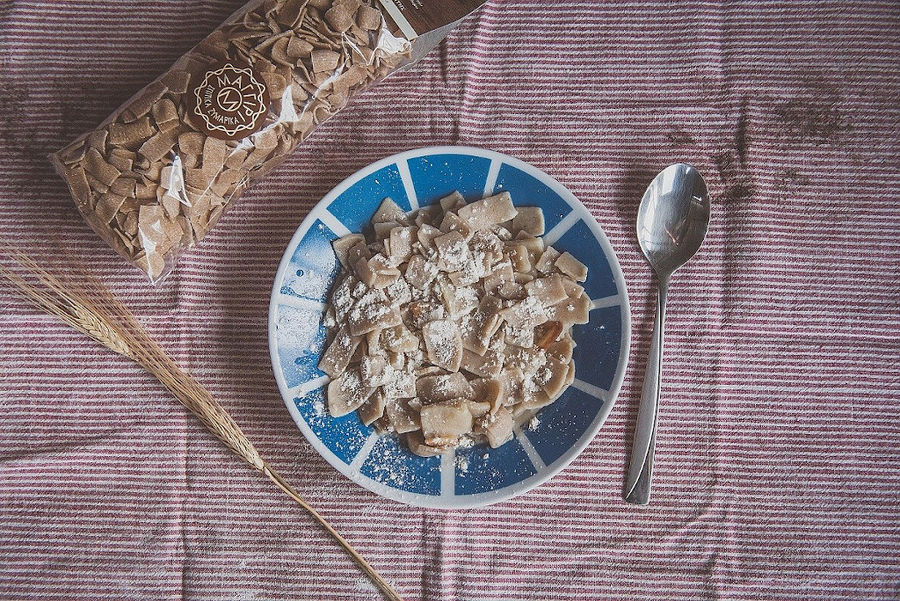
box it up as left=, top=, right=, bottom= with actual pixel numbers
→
left=637, top=163, right=711, bottom=279
left=625, top=163, right=710, bottom=505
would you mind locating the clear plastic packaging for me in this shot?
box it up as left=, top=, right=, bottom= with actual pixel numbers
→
left=51, top=0, right=412, bottom=282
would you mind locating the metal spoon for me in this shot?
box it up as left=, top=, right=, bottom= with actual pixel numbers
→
left=624, top=163, right=711, bottom=505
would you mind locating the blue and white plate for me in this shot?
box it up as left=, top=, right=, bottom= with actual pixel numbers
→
left=268, top=146, right=630, bottom=508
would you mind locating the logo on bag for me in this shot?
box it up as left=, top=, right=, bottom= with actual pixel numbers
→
left=190, top=62, right=269, bottom=140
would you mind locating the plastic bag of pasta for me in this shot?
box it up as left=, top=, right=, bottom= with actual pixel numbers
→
left=51, top=0, right=485, bottom=281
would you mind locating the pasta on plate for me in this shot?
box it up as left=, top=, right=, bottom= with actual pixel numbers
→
left=319, top=190, right=590, bottom=456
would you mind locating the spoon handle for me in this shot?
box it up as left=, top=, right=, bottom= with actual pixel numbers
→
left=624, top=279, right=668, bottom=505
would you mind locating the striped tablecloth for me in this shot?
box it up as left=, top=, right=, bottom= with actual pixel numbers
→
left=1, top=1, right=898, bottom=599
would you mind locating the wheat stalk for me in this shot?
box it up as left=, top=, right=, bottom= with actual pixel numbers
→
left=0, top=253, right=403, bottom=601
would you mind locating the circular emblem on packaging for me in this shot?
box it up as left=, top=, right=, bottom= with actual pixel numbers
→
left=189, top=62, right=270, bottom=140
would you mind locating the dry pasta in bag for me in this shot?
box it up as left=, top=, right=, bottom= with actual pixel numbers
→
left=51, top=0, right=485, bottom=282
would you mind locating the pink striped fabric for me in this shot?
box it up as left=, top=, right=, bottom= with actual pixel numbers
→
left=1, top=1, right=898, bottom=599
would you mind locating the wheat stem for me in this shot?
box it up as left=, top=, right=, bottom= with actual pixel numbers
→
left=262, top=464, right=402, bottom=601
left=0, top=253, right=403, bottom=601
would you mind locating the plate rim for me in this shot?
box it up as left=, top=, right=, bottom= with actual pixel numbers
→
left=268, top=145, right=631, bottom=509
